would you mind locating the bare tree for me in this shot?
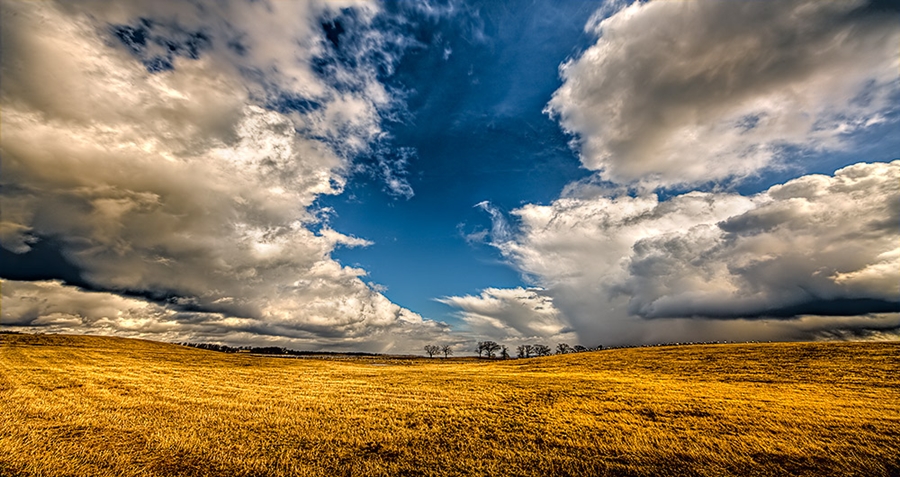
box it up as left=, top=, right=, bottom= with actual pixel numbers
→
left=480, top=341, right=501, bottom=358
left=424, top=344, right=440, bottom=358
left=441, top=344, right=453, bottom=358
left=533, top=344, right=552, bottom=357
left=573, top=345, right=588, bottom=353
left=500, top=345, right=509, bottom=359
left=475, top=342, right=485, bottom=358
left=517, top=344, right=534, bottom=358
left=556, top=343, right=572, bottom=355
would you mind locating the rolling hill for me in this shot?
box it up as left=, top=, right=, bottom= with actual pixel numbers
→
left=1, top=333, right=898, bottom=476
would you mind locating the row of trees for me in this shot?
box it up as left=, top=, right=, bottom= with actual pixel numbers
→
left=517, top=344, right=551, bottom=358
left=423, top=344, right=454, bottom=358
left=423, top=341, right=602, bottom=359
left=179, top=342, right=379, bottom=356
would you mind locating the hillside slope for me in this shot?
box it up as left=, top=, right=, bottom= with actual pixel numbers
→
left=1, top=334, right=898, bottom=476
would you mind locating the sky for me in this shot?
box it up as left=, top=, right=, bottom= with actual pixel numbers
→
left=2, top=0, right=899, bottom=354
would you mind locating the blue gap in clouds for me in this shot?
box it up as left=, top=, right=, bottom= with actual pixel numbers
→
left=319, top=1, right=599, bottom=323
left=658, top=92, right=900, bottom=201
left=268, top=95, right=322, bottom=116
left=111, top=18, right=210, bottom=73
left=271, top=7, right=412, bottom=156
left=310, top=7, right=411, bottom=94
left=731, top=113, right=900, bottom=198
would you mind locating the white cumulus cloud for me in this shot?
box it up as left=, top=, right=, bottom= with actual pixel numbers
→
left=546, top=0, right=900, bottom=188
left=457, top=161, right=900, bottom=346
left=0, top=0, right=442, bottom=352
left=437, top=287, right=573, bottom=343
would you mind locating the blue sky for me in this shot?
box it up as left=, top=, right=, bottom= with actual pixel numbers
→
left=322, top=0, right=900, bottom=326
left=320, top=1, right=598, bottom=323
left=2, top=0, right=899, bottom=352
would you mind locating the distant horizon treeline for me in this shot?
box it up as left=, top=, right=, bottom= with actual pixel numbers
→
left=178, top=342, right=380, bottom=356
left=422, top=341, right=604, bottom=359
left=4, top=331, right=759, bottom=355
left=177, top=340, right=604, bottom=358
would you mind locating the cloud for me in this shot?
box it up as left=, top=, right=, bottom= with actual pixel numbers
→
left=0, top=0, right=441, bottom=352
left=1, top=280, right=449, bottom=352
left=363, top=145, right=416, bottom=199
left=623, top=162, right=900, bottom=319
left=474, top=201, right=512, bottom=244
left=437, top=287, right=573, bottom=343
left=0, top=279, right=227, bottom=338
left=466, top=161, right=900, bottom=346
left=546, top=0, right=900, bottom=188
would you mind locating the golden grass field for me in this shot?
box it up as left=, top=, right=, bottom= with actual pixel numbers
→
left=1, top=333, right=898, bottom=476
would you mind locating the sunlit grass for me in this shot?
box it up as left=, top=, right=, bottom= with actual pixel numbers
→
left=1, top=334, right=897, bottom=476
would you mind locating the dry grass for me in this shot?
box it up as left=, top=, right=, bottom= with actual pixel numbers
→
left=1, top=333, right=898, bottom=476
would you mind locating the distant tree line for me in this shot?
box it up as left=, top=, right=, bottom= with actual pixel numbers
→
left=423, top=344, right=454, bottom=358
left=179, top=342, right=379, bottom=356
left=422, top=341, right=603, bottom=358
left=181, top=341, right=603, bottom=359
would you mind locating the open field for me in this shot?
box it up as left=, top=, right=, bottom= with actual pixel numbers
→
left=1, top=334, right=898, bottom=476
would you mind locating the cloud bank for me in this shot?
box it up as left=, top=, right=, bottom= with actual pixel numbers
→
left=0, top=0, right=443, bottom=352
left=457, top=161, right=900, bottom=346
left=1, top=279, right=450, bottom=351
left=546, top=0, right=900, bottom=188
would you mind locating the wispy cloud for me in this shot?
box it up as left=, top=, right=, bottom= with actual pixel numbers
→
left=474, top=201, right=512, bottom=244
